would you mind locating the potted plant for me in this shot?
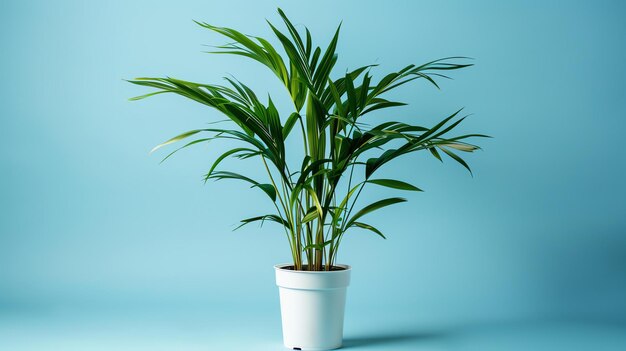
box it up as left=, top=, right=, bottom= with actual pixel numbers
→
left=129, top=8, right=485, bottom=350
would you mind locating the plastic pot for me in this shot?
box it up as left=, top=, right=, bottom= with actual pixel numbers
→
left=275, top=263, right=351, bottom=350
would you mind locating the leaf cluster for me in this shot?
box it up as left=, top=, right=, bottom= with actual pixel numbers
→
left=128, top=9, right=488, bottom=270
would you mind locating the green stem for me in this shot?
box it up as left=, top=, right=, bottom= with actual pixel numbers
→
left=261, top=156, right=299, bottom=268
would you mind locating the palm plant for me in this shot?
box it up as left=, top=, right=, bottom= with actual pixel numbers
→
left=129, top=9, right=487, bottom=271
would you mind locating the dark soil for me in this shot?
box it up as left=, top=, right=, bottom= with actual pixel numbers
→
left=281, top=265, right=346, bottom=271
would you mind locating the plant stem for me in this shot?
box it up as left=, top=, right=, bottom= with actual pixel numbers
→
left=261, top=155, right=300, bottom=269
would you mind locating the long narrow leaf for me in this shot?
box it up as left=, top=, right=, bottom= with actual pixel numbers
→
left=345, top=197, right=407, bottom=229
left=368, top=179, right=422, bottom=191
left=350, top=222, right=387, bottom=239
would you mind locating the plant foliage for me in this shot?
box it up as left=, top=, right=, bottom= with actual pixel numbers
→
left=129, top=9, right=488, bottom=271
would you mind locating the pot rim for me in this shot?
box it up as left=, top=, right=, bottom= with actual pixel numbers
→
left=274, top=263, right=351, bottom=273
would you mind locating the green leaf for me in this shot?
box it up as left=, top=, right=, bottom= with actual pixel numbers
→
left=429, top=147, right=443, bottom=162
left=282, top=112, right=300, bottom=138
left=345, top=73, right=357, bottom=118
left=301, top=207, right=320, bottom=224
left=350, top=222, right=387, bottom=239
left=302, top=239, right=333, bottom=251
left=129, top=90, right=169, bottom=101
left=277, top=8, right=308, bottom=62
left=361, top=101, right=407, bottom=115
left=438, top=146, right=473, bottom=175
left=208, top=170, right=258, bottom=184
left=235, top=214, right=289, bottom=230
left=207, top=171, right=276, bottom=201
left=312, top=23, right=341, bottom=93
left=252, top=183, right=278, bottom=202
left=442, top=142, right=479, bottom=152
left=412, top=108, right=463, bottom=144
left=204, top=148, right=255, bottom=183
left=327, top=79, right=345, bottom=117
left=368, top=179, right=422, bottom=191
left=160, top=138, right=212, bottom=164
left=195, top=20, right=289, bottom=86
left=345, top=197, right=407, bottom=229
left=267, top=21, right=313, bottom=87
left=128, top=13, right=484, bottom=271
left=151, top=129, right=204, bottom=154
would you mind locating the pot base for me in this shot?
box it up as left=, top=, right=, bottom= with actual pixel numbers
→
left=285, top=343, right=342, bottom=351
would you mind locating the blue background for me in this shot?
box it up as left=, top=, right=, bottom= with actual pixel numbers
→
left=2, top=0, right=625, bottom=349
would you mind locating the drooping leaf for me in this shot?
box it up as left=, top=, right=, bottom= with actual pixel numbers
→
left=235, top=214, right=289, bottom=230
left=252, top=183, right=278, bottom=202
left=345, top=197, right=407, bottom=229
left=150, top=130, right=204, bottom=154
left=429, top=147, right=443, bottom=161
left=204, top=147, right=256, bottom=182
left=438, top=146, right=473, bottom=175
left=361, top=101, right=407, bottom=115
left=159, top=138, right=213, bottom=164
left=368, top=179, right=422, bottom=191
left=208, top=171, right=277, bottom=201
left=350, top=222, right=387, bottom=239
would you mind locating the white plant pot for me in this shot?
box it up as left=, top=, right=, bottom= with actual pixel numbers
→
left=274, top=263, right=351, bottom=351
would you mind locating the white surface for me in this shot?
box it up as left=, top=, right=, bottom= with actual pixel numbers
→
left=1, top=306, right=625, bottom=351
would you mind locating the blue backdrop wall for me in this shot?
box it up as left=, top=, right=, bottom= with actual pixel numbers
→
left=2, top=0, right=625, bottom=332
